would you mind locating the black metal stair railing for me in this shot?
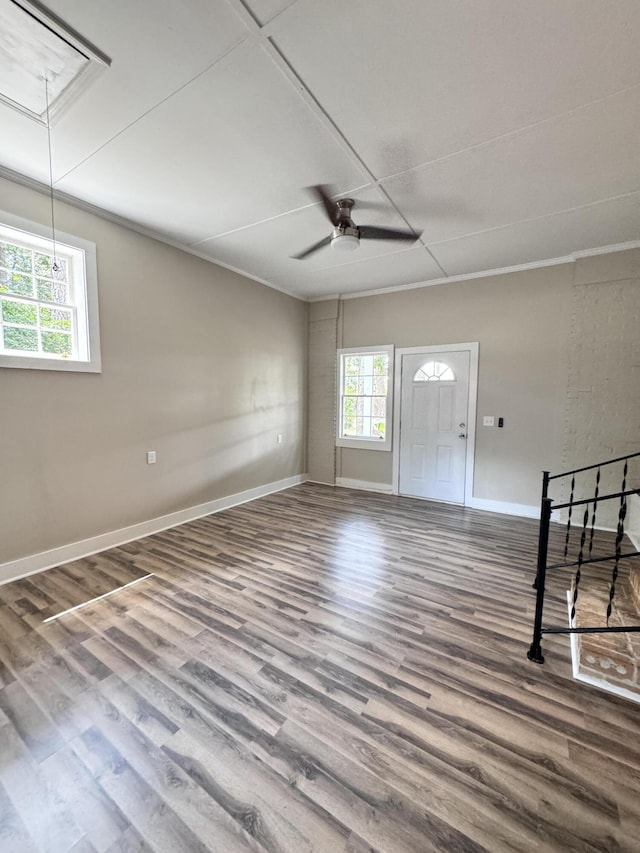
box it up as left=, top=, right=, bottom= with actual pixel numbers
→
left=527, top=451, right=640, bottom=665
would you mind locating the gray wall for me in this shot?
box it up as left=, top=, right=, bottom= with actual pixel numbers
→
left=309, top=250, right=640, bottom=511
left=307, top=299, right=338, bottom=484
left=0, top=177, right=307, bottom=565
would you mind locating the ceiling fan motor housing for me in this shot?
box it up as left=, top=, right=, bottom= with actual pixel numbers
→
left=332, top=198, right=359, bottom=249
left=331, top=223, right=360, bottom=250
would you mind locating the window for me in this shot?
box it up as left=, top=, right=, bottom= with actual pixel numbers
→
left=413, top=360, right=455, bottom=382
left=0, top=211, right=101, bottom=372
left=337, top=345, right=394, bottom=451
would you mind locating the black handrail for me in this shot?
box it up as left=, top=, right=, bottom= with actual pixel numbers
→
left=527, top=452, right=640, bottom=665
left=547, top=450, right=640, bottom=481
left=552, top=487, right=640, bottom=512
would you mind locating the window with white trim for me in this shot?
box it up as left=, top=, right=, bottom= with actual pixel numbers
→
left=0, top=212, right=101, bottom=372
left=336, top=345, right=394, bottom=451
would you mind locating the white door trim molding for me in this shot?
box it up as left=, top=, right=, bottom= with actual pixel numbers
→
left=392, top=342, right=479, bottom=504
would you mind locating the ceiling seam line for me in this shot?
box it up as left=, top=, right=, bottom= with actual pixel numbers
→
left=376, top=79, right=640, bottom=186
left=187, top=185, right=375, bottom=245
left=426, top=190, right=640, bottom=249
left=226, top=0, right=373, bottom=187
left=247, top=34, right=441, bottom=265
left=54, top=34, right=255, bottom=183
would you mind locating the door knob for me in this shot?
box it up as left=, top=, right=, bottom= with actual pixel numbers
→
left=458, top=433, right=467, bottom=438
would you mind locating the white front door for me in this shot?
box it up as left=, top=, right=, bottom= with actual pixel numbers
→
left=398, top=349, right=471, bottom=503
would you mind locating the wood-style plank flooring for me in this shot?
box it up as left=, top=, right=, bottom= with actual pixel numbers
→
left=0, top=483, right=639, bottom=852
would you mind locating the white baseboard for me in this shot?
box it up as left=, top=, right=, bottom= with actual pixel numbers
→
left=0, top=473, right=307, bottom=587
left=338, top=482, right=541, bottom=514
left=467, top=497, right=540, bottom=519
left=336, top=477, right=394, bottom=495
left=627, top=494, right=640, bottom=551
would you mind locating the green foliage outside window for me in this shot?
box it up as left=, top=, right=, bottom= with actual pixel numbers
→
left=4, top=327, right=38, bottom=351
left=40, top=306, right=72, bottom=330
left=2, top=300, right=37, bottom=325
left=341, top=351, right=390, bottom=440
left=42, top=331, right=72, bottom=355
left=0, top=243, right=32, bottom=274
left=0, top=270, right=33, bottom=297
left=1, top=239, right=75, bottom=359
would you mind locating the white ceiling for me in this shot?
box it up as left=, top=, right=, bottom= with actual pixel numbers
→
left=1, top=0, right=639, bottom=300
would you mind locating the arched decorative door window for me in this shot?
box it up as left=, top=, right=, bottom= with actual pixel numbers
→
left=413, top=360, right=455, bottom=382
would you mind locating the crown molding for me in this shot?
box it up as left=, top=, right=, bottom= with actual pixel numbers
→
left=336, top=240, right=640, bottom=301
left=337, top=255, right=575, bottom=300
left=0, top=164, right=304, bottom=301
left=572, top=239, right=640, bottom=259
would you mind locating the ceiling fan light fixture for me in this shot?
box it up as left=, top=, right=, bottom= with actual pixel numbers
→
left=331, top=231, right=360, bottom=252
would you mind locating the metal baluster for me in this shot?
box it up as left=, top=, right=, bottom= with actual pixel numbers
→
left=588, top=467, right=600, bottom=559
left=606, top=460, right=628, bottom=624
left=528, top=497, right=553, bottom=664
left=570, top=507, right=589, bottom=624
left=563, top=474, right=576, bottom=562
left=533, top=471, right=550, bottom=589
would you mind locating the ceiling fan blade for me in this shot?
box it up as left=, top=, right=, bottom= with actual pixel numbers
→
left=291, top=235, right=332, bottom=260
left=309, top=184, right=340, bottom=226
left=359, top=225, right=422, bottom=243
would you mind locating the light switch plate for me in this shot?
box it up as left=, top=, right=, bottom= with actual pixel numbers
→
left=483, top=416, right=495, bottom=427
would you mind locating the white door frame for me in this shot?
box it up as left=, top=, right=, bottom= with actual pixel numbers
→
left=392, top=342, right=479, bottom=504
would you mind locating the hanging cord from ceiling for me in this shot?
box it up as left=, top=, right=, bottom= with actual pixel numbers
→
left=44, top=76, right=59, bottom=273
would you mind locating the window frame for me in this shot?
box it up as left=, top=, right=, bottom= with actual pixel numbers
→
left=336, top=344, right=394, bottom=451
left=0, top=210, right=101, bottom=373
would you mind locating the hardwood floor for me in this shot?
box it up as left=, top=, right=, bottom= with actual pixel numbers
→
left=0, top=483, right=639, bottom=852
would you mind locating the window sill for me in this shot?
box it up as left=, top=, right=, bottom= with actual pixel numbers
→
left=336, top=437, right=391, bottom=452
left=0, top=354, right=101, bottom=372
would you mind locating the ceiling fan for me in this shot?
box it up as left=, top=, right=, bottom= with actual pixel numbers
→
left=292, top=185, right=422, bottom=259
